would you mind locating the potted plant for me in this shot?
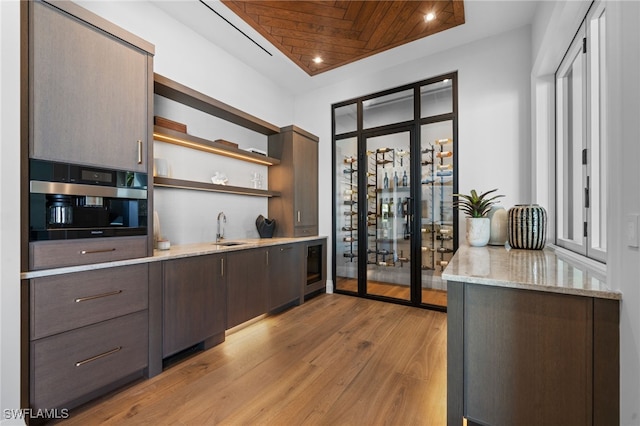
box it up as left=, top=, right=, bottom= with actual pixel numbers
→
left=453, top=188, right=504, bottom=247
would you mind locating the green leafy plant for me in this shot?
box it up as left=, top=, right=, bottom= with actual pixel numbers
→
left=453, top=188, right=504, bottom=218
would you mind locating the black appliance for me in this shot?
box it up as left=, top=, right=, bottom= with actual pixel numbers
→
left=29, top=159, right=148, bottom=241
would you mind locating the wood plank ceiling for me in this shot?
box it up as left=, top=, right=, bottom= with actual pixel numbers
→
left=221, top=1, right=466, bottom=76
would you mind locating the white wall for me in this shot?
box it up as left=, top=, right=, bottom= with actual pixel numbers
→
left=607, top=2, right=640, bottom=423
left=0, top=1, right=23, bottom=424
left=293, top=26, right=533, bottom=283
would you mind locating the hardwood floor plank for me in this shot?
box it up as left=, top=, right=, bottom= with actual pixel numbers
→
left=60, top=294, right=446, bottom=425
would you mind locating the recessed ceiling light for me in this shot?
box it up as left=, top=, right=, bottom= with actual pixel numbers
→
left=424, top=12, right=436, bottom=22
left=313, top=57, right=323, bottom=64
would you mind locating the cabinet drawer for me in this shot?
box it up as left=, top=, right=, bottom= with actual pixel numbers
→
left=31, top=310, right=148, bottom=410
left=31, top=264, right=148, bottom=339
left=29, top=236, right=148, bottom=270
left=294, top=226, right=318, bottom=237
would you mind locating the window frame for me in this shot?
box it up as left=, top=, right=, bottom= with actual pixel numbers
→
left=554, top=1, right=607, bottom=263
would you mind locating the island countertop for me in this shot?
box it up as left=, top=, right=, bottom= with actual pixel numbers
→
left=442, top=244, right=621, bottom=300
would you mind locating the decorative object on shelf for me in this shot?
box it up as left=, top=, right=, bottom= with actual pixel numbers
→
left=250, top=172, right=263, bottom=189
left=154, top=158, right=168, bottom=177
left=211, top=172, right=228, bottom=185
left=508, top=204, right=547, bottom=250
left=453, top=188, right=504, bottom=247
left=157, top=239, right=170, bottom=250
left=487, top=205, right=508, bottom=245
left=214, top=139, right=239, bottom=149
left=154, top=116, right=187, bottom=133
left=256, top=214, right=276, bottom=238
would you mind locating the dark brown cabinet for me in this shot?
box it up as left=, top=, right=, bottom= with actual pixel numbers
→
left=226, top=249, right=268, bottom=329
left=267, top=243, right=304, bottom=311
left=268, top=125, right=319, bottom=237
left=162, top=254, right=226, bottom=358
left=29, top=264, right=149, bottom=410
left=29, top=0, right=153, bottom=171
left=448, top=281, right=619, bottom=426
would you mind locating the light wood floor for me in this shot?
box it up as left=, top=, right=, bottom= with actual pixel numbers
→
left=61, top=294, right=447, bottom=425
left=336, top=277, right=448, bottom=308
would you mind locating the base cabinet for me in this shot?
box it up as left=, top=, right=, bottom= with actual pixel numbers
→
left=268, top=243, right=303, bottom=311
left=447, top=281, right=619, bottom=426
left=227, top=249, right=268, bottom=329
left=29, top=264, right=149, bottom=411
left=162, top=254, right=226, bottom=358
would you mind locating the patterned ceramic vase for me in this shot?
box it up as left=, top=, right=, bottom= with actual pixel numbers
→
left=508, top=204, right=547, bottom=250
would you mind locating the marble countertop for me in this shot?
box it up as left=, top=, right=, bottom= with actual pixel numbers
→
left=22, top=236, right=326, bottom=279
left=442, top=244, right=621, bottom=300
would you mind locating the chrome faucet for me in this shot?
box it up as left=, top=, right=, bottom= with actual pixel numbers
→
left=216, top=212, right=226, bottom=242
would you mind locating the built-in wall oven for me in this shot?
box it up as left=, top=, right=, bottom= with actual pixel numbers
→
left=29, top=159, right=148, bottom=241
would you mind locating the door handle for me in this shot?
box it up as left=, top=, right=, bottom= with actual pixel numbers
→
left=75, top=290, right=122, bottom=303
left=137, top=140, right=143, bottom=164
left=80, top=248, right=116, bottom=255
left=75, top=346, right=122, bottom=367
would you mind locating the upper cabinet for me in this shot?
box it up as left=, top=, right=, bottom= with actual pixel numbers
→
left=29, top=0, right=154, bottom=172
left=268, top=126, right=319, bottom=237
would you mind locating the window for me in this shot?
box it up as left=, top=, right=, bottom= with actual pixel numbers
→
left=555, top=1, right=606, bottom=263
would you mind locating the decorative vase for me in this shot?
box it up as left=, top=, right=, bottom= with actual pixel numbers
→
left=466, top=217, right=490, bottom=247
left=255, top=215, right=276, bottom=238
left=487, top=206, right=508, bottom=246
left=508, top=204, right=547, bottom=250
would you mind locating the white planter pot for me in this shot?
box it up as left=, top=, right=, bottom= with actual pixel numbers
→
left=466, top=217, right=490, bottom=247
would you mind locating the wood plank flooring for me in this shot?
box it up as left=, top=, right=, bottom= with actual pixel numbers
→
left=336, top=277, right=448, bottom=307
left=60, top=294, right=447, bottom=425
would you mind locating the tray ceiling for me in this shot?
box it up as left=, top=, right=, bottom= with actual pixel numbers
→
left=221, top=1, right=465, bottom=76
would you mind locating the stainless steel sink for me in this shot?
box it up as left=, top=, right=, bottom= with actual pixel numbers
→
left=215, top=241, right=245, bottom=246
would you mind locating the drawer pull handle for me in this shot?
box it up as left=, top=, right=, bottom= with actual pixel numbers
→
left=280, top=247, right=293, bottom=251
left=80, top=248, right=116, bottom=255
left=75, top=290, right=122, bottom=303
left=75, top=346, right=122, bottom=367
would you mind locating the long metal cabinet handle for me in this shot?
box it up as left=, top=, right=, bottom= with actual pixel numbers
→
left=80, top=248, right=116, bottom=255
left=137, top=140, right=143, bottom=164
left=266, top=251, right=269, bottom=266
left=221, top=258, right=224, bottom=277
left=280, top=246, right=293, bottom=251
left=297, top=211, right=301, bottom=223
left=75, top=346, right=122, bottom=367
left=75, top=289, right=122, bottom=303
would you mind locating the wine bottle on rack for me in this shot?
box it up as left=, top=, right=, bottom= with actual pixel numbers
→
left=393, top=171, right=399, bottom=188
left=343, top=252, right=357, bottom=259
left=344, top=156, right=357, bottom=163
left=343, top=168, right=357, bottom=174
left=383, top=172, right=389, bottom=189
left=436, top=151, right=453, bottom=158
left=389, top=198, right=394, bottom=218
left=343, top=237, right=355, bottom=242
left=397, top=197, right=403, bottom=217
left=402, top=170, right=408, bottom=186
left=436, top=138, right=452, bottom=145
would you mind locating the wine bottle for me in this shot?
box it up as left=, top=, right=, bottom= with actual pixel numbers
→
left=397, top=197, right=403, bottom=217
left=402, top=170, right=408, bottom=186
left=436, top=138, right=452, bottom=145
left=393, top=171, right=399, bottom=188
left=383, top=172, right=389, bottom=189
left=343, top=168, right=357, bottom=174
left=436, top=151, right=453, bottom=158
left=344, top=156, right=357, bottom=163
left=389, top=198, right=394, bottom=218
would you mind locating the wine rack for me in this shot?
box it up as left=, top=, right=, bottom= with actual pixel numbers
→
left=421, top=138, right=454, bottom=273
left=342, top=156, right=358, bottom=261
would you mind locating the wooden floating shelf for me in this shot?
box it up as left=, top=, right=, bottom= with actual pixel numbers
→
left=154, top=73, right=280, bottom=136
left=154, top=177, right=281, bottom=198
left=153, top=126, right=280, bottom=166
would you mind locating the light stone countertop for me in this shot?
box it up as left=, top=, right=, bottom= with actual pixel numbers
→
left=21, top=236, right=327, bottom=279
left=442, top=244, right=621, bottom=300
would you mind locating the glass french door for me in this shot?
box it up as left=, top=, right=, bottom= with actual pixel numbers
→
left=363, top=130, right=413, bottom=302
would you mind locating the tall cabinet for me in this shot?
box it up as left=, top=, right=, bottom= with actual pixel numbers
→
left=23, top=0, right=155, bottom=414
left=268, top=126, right=319, bottom=237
